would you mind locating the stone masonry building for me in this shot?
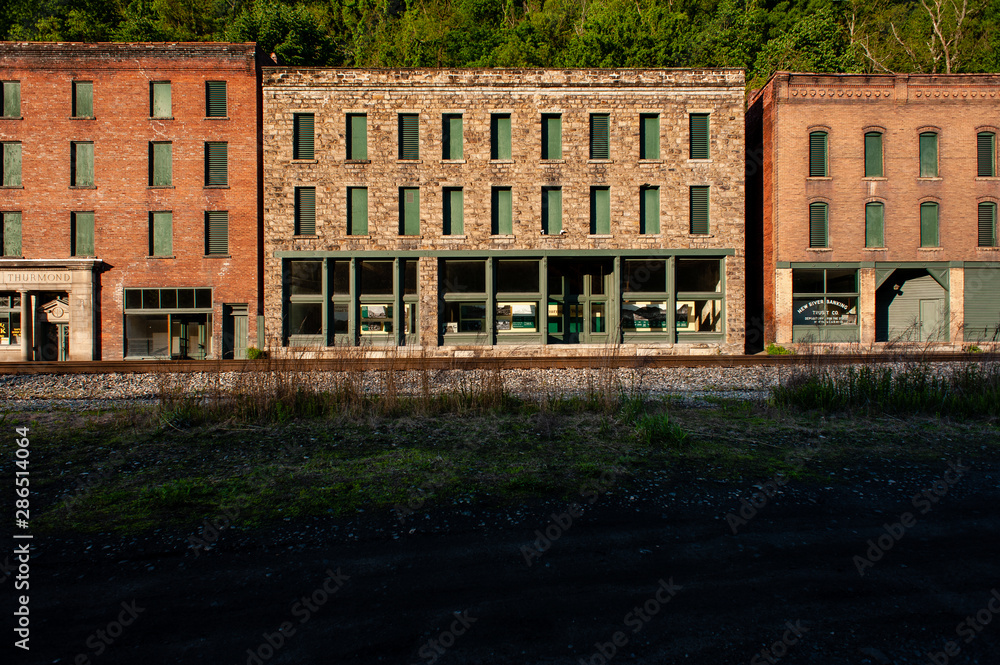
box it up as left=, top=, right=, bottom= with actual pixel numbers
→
left=263, top=68, right=746, bottom=355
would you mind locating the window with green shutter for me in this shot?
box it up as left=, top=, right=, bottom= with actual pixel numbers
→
left=205, top=211, right=228, bottom=255
left=590, top=114, right=610, bottom=160
left=71, top=142, right=94, bottom=187
left=979, top=201, right=997, bottom=247
left=640, top=186, right=660, bottom=234
left=865, top=202, right=884, bottom=247
left=542, top=187, right=561, bottom=234
left=920, top=202, right=939, bottom=247
left=2, top=82, right=20, bottom=118
left=295, top=187, right=316, bottom=235
left=978, top=132, right=996, bottom=177
left=206, top=81, right=227, bottom=117
left=590, top=187, right=610, bottom=234
left=443, top=114, right=463, bottom=160
left=293, top=114, right=314, bottom=160
left=347, top=114, right=367, bottom=160
left=400, top=188, right=420, bottom=235
left=443, top=188, right=463, bottom=235
left=72, top=81, right=93, bottom=118
left=205, top=142, right=228, bottom=186
left=690, top=186, right=709, bottom=235
left=809, top=131, right=828, bottom=177
left=808, top=202, right=828, bottom=248
left=689, top=113, right=710, bottom=159
left=2, top=143, right=21, bottom=187
left=150, top=212, right=172, bottom=257
left=399, top=114, right=419, bottom=160
left=347, top=187, right=368, bottom=235
left=640, top=114, right=659, bottom=160
left=150, top=142, right=172, bottom=187
left=71, top=211, right=94, bottom=256
left=864, top=132, right=883, bottom=177
left=542, top=114, right=561, bottom=160
left=919, top=132, right=938, bottom=177
left=491, top=114, right=511, bottom=160
left=150, top=82, right=171, bottom=118
left=2, top=212, right=21, bottom=256
left=492, top=187, right=512, bottom=235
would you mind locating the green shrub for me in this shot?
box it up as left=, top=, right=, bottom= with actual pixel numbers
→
left=246, top=347, right=265, bottom=360
left=766, top=342, right=794, bottom=355
left=636, top=412, right=689, bottom=447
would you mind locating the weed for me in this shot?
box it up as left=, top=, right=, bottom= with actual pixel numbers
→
left=635, top=412, right=689, bottom=447
left=766, top=342, right=794, bottom=355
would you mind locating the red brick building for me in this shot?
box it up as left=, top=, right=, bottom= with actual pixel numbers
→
left=0, top=42, right=262, bottom=360
left=748, top=73, right=1000, bottom=349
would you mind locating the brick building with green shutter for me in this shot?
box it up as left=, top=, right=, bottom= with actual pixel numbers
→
left=263, top=68, right=746, bottom=355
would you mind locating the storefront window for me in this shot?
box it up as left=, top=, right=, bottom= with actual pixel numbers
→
left=285, top=259, right=324, bottom=344
left=123, top=288, right=213, bottom=358
left=623, top=260, right=666, bottom=293
left=792, top=268, right=859, bottom=342
left=497, top=260, right=539, bottom=293
left=676, top=258, right=724, bottom=335
left=0, top=294, right=21, bottom=345
left=442, top=301, right=486, bottom=333
left=360, top=260, right=393, bottom=295
left=622, top=300, right=667, bottom=331
left=442, top=260, right=486, bottom=294
left=496, top=302, right=538, bottom=333
left=360, top=304, right=393, bottom=334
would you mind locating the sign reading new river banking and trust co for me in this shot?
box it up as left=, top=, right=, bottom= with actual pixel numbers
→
left=793, top=298, right=858, bottom=326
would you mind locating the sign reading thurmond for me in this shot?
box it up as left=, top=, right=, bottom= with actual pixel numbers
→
left=1, top=272, right=72, bottom=285
left=793, top=298, right=857, bottom=326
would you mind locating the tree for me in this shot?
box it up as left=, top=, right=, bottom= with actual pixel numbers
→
left=225, top=0, right=339, bottom=65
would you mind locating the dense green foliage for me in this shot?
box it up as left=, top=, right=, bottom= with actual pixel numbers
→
left=2, top=0, right=998, bottom=84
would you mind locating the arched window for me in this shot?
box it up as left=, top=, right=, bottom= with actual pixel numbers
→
left=865, top=202, right=884, bottom=248
left=919, top=132, right=938, bottom=177
left=809, top=202, right=828, bottom=248
left=978, top=132, right=996, bottom=177
left=920, top=202, right=939, bottom=247
left=809, top=131, right=828, bottom=177
left=864, top=132, right=883, bottom=177
left=979, top=201, right=997, bottom=247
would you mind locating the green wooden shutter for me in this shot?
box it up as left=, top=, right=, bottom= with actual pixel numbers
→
left=151, top=82, right=171, bottom=118
left=690, top=113, right=710, bottom=159
left=152, top=212, right=172, bottom=256
left=349, top=114, right=367, bottom=160
left=865, top=202, right=884, bottom=247
left=920, top=202, right=939, bottom=247
left=590, top=114, right=609, bottom=160
left=293, top=114, right=314, bottom=160
left=73, top=212, right=94, bottom=256
left=809, top=132, right=828, bottom=177
left=963, top=267, right=1000, bottom=341
left=444, top=115, right=463, bottom=160
left=151, top=143, right=172, bottom=186
left=690, top=186, right=710, bottom=235
left=2, top=82, right=20, bottom=117
left=808, top=202, right=828, bottom=247
left=920, top=133, right=938, bottom=177
left=492, top=188, right=512, bottom=235
left=978, top=132, right=996, bottom=177
left=399, top=115, right=419, bottom=159
left=3, top=212, right=21, bottom=256
left=295, top=187, right=316, bottom=235
left=444, top=188, right=464, bottom=235
left=206, top=142, right=228, bottom=186
left=980, top=202, right=997, bottom=247
left=641, top=114, right=659, bottom=160
left=348, top=187, right=368, bottom=235
left=591, top=187, right=610, bottom=234
left=73, top=143, right=93, bottom=187
left=542, top=115, right=561, bottom=159
left=206, top=81, right=227, bottom=117
left=206, top=211, right=228, bottom=254
left=73, top=82, right=93, bottom=117
left=641, top=186, right=660, bottom=234
left=3, top=143, right=21, bottom=187
left=492, top=115, right=511, bottom=160
left=864, top=132, right=883, bottom=177
left=543, top=188, right=561, bottom=234
left=401, top=188, right=420, bottom=235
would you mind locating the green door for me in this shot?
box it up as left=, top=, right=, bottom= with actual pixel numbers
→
left=919, top=299, right=943, bottom=342
left=547, top=261, right=611, bottom=344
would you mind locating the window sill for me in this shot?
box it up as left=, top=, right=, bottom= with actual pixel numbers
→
left=346, top=234, right=372, bottom=239
left=806, top=176, right=832, bottom=181
left=148, top=186, right=175, bottom=190
left=440, top=234, right=466, bottom=239
left=863, top=247, right=887, bottom=251
left=205, top=116, right=230, bottom=120
left=397, top=159, right=422, bottom=164
left=70, top=185, right=97, bottom=190
left=0, top=186, right=23, bottom=190
left=293, top=234, right=318, bottom=239
left=291, top=159, right=318, bottom=164
left=146, top=255, right=175, bottom=259
left=490, top=234, right=515, bottom=239
left=540, top=159, right=565, bottom=165
left=689, top=234, right=714, bottom=239
left=862, top=177, right=887, bottom=181
left=687, top=159, right=713, bottom=164
left=345, top=159, right=370, bottom=165
left=639, top=159, right=663, bottom=164
left=490, top=159, right=515, bottom=164
left=69, top=116, right=95, bottom=120
left=204, top=185, right=230, bottom=189
left=540, top=233, right=566, bottom=237
left=918, top=246, right=944, bottom=251
left=806, top=247, right=833, bottom=252
left=398, top=235, right=423, bottom=239
left=204, top=254, right=231, bottom=258
left=637, top=234, right=663, bottom=238
left=975, top=176, right=1000, bottom=181
left=588, top=234, right=613, bottom=239
left=587, top=159, right=613, bottom=164
left=440, top=159, right=466, bottom=164
left=1, top=116, right=23, bottom=120
left=975, top=246, right=1000, bottom=251
left=149, top=116, right=174, bottom=120
left=917, top=177, right=943, bottom=181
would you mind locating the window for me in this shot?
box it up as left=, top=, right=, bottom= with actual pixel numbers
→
left=1, top=82, right=20, bottom=117
left=2, top=143, right=21, bottom=187
left=622, top=259, right=668, bottom=336
left=2, top=212, right=21, bottom=256
left=919, top=202, right=939, bottom=247
left=400, top=188, right=419, bottom=235
left=978, top=132, right=996, bottom=177
left=124, top=288, right=213, bottom=358
left=206, top=81, right=227, bottom=117
left=809, top=131, right=828, bottom=177
left=285, top=260, right=323, bottom=338
left=640, top=114, right=659, bottom=160
left=295, top=187, right=316, bottom=235
left=492, top=187, right=512, bottom=235
left=542, top=187, right=562, bottom=234
left=864, top=132, right=883, bottom=177
left=675, top=259, right=724, bottom=335
left=920, top=132, right=938, bottom=177
left=542, top=114, right=561, bottom=159
left=347, top=187, right=368, bottom=235
left=590, top=187, right=610, bottom=234
left=347, top=114, right=367, bottom=160
left=443, top=114, right=463, bottom=160
left=150, top=142, right=172, bottom=187
left=590, top=114, right=609, bottom=159
left=689, top=113, right=709, bottom=159
left=205, top=211, right=228, bottom=255
left=640, top=186, right=659, bottom=234
left=865, top=202, right=884, bottom=248
left=980, top=201, right=998, bottom=247
left=441, top=260, right=487, bottom=338
left=0, top=294, right=22, bottom=346
left=149, top=212, right=172, bottom=257
left=689, top=186, right=709, bottom=235
left=491, top=114, right=511, bottom=160
left=72, top=81, right=93, bottom=118
left=399, top=114, right=419, bottom=160
left=71, top=211, right=94, bottom=256
left=71, top=142, right=94, bottom=187
left=205, top=142, right=228, bottom=186
left=443, top=188, right=463, bottom=235
left=150, top=82, right=171, bottom=118
left=809, top=202, right=828, bottom=248
left=792, top=268, right=859, bottom=342
left=293, top=114, right=314, bottom=160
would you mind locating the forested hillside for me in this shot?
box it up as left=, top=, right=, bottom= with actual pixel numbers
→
left=2, top=0, right=997, bottom=86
